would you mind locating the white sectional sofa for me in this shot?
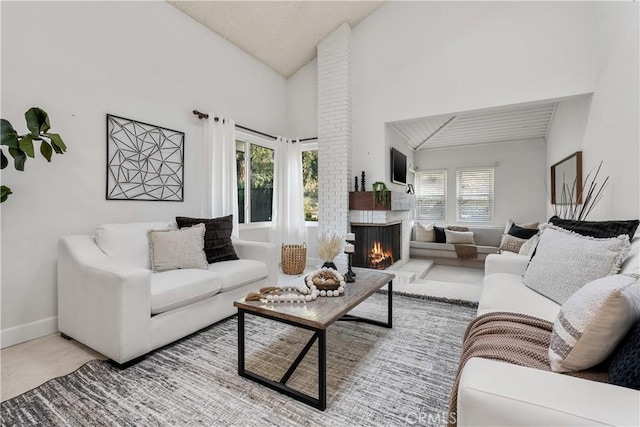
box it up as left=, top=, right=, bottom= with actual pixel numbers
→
left=58, top=221, right=277, bottom=365
left=456, top=250, right=640, bottom=426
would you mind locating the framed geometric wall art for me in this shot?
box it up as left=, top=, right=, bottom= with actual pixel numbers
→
left=106, top=114, right=184, bottom=201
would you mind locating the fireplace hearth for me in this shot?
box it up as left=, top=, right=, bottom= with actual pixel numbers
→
left=351, top=223, right=401, bottom=270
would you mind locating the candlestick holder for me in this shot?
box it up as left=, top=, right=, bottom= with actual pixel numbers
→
left=344, top=239, right=356, bottom=283
left=344, top=252, right=355, bottom=283
left=346, top=239, right=357, bottom=277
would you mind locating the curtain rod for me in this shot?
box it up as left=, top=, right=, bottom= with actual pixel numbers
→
left=192, top=110, right=318, bottom=142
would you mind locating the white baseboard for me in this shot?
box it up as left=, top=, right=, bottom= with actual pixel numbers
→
left=0, top=316, right=58, bottom=349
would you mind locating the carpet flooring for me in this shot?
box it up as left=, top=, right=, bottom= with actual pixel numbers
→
left=1, top=294, right=475, bottom=426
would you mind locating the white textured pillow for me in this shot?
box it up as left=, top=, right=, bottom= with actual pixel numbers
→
left=518, top=234, right=540, bottom=257
left=148, top=224, right=208, bottom=273
left=415, top=222, right=435, bottom=242
left=549, top=274, right=640, bottom=372
left=445, top=230, right=475, bottom=245
left=523, top=224, right=630, bottom=304
left=96, top=221, right=174, bottom=269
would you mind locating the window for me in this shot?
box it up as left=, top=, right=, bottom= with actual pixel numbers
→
left=415, top=170, right=447, bottom=221
left=302, top=148, right=318, bottom=222
left=456, top=168, right=494, bottom=222
left=236, top=134, right=274, bottom=224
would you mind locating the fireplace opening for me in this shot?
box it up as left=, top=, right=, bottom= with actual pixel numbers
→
left=351, top=223, right=401, bottom=270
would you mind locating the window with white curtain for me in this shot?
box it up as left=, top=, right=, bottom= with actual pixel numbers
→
left=415, top=170, right=447, bottom=221
left=456, top=168, right=494, bottom=222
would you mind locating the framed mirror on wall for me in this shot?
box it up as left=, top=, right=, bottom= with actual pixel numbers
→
left=551, top=151, right=582, bottom=205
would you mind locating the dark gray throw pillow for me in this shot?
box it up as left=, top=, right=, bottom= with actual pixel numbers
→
left=176, top=215, right=239, bottom=264
left=434, top=226, right=446, bottom=243
left=609, top=317, right=640, bottom=390
left=549, top=216, right=639, bottom=239
left=508, top=224, right=538, bottom=240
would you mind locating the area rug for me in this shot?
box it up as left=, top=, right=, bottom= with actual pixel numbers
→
left=1, top=294, right=475, bottom=426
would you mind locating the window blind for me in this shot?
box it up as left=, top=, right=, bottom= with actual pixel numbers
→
left=415, top=170, right=447, bottom=221
left=456, top=168, right=494, bottom=222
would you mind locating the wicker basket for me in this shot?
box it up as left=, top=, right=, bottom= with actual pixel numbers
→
left=281, top=243, right=307, bottom=275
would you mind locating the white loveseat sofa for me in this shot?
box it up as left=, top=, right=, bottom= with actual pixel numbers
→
left=410, top=225, right=503, bottom=268
left=456, top=250, right=640, bottom=426
left=58, top=221, right=277, bottom=365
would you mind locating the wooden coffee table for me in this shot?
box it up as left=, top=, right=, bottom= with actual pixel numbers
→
left=234, top=268, right=394, bottom=410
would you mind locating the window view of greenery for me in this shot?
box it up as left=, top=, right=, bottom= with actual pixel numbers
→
left=235, top=142, right=246, bottom=224
left=236, top=140, right=274, bottom=224
left=302, top=150, right=318, bottom=221
left=249, top=144, right=274, bottom=222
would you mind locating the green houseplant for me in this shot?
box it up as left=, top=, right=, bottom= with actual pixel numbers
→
left=1, top=107, right=67, bottom=202
left=371, top=181, right=389, bottom=207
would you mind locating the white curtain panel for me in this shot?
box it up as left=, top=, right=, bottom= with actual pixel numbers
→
left=204, top=115, right=239, bottom=237
left=271, top=137, right=306, bottom=247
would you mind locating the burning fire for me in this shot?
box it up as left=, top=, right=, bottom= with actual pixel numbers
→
left=369, top=241, right=394, bottom=269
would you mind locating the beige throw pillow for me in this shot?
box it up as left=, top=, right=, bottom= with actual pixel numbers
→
left=518, top=234, right=540, bottom=257
left=549, top=274, right=640, bottom=372
left=445, top=229, right=475, bottom=245
left=499, top=234, right=527, bottom=253
left=148, top=224, right=209, bottom=272
left=415, top=222, right=435, bottom=242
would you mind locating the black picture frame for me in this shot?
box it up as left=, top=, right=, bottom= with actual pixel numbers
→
left=106, top=114, right=185, bottom=201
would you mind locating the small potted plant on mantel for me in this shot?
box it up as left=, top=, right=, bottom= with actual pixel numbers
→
left=1, top=107, right=67, bottom=202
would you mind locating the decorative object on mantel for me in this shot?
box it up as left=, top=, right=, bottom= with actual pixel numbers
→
left=371, top=181, right=390, bottom=208
left=281, top=243, right=307, bottom=275
left=317, top=230, right=343, bottom=270
left=550, top=158, right=609, bottom=220
left=354, top=176, right=359, bottom=192
left=406, top=183, right=415, bottom=194
left=106, top=114, right=184, bottom=201
left=361, top=171, right=366, bottom=191
left=1, top=107, right=68, bottom=203
left=344, top=234, right=356, bottom=283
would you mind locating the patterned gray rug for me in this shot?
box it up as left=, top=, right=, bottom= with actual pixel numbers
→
left=1, top=294, right=475, bottom=426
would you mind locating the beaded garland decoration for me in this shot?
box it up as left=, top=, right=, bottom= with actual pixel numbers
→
left=244, top=268, right=346, bottom=303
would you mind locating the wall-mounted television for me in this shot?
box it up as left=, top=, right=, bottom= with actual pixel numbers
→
left=391, top=147, right=407, bottom=185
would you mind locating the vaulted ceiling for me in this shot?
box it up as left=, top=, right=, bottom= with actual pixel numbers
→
left=390, top=103, right=558, bottom=151
left=168, top=1, right=385, bottom=77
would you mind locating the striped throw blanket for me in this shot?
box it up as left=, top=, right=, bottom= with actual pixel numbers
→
left=447, top=312, right=609, bottom=427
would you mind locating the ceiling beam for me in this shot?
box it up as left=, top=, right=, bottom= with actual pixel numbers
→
left=414, top=116, right=457, bottom=151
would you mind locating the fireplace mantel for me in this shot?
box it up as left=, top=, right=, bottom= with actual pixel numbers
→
left=349, top=191, right=415, bottom=211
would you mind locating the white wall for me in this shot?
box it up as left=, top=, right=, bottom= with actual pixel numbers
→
left=287, top=58, right=317, bottom=138
left=415, top=140, right=548, bottom=227
left=545, top=96, right=593, bottom=217
left=1, top=1, right=287, bottom=346
left=546, top=3, right=639, bottom=221
left=584, top=2, right=638, bottom=220
left=351, top=1, right=595, bottom=186
left=385, top=125, right=415, bottom=193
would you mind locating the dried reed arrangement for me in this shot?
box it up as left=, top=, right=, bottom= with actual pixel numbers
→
left=317, top=230, right=344, bottom=262
left=550, top=161, right=609, bottom=220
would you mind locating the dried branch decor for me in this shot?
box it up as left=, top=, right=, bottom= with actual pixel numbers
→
left=550, top=161, right=609, bottom=221
left=317, top=231, right=343, bottom=263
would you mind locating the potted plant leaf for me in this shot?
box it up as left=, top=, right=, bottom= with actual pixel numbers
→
left=1, top=107, right=67, bottom=202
